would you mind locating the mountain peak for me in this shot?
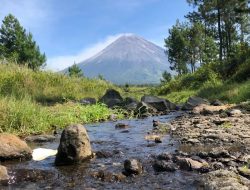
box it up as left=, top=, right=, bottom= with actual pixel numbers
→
left=74, top=34, right=172, bottom=84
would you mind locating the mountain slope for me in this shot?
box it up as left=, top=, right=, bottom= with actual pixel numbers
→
left=76, top=34, right=172, bottom=84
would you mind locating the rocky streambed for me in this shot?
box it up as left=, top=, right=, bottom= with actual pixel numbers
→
left=0, top=105, right=250, bottom=189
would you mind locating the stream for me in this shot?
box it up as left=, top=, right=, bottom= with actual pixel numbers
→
left=1, top=112, right=199, bottom=190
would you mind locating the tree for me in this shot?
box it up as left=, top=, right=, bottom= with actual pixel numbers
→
left=165, top=21, right=189, bottom=75
left=161, top=71, right=172, bottom=83
left=0, top=14, right=46, bottom=69
left=68, top=63, right=83, bottom=77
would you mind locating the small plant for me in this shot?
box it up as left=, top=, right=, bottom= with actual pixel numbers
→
left=221, top=121, right=232, bottom=129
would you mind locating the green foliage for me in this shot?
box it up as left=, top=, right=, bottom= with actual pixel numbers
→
left=68, top=63, right=83, bottom=77
left=0, top=63, right=115, bottom=104
left=161, top=71, right=172, bottom=83
left=0, top=14, right=46, bottom=70
left=0, top=97, right=116, bottom=135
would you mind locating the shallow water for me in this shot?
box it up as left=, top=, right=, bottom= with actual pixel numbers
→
left=1, top=112, right=199, bottom=190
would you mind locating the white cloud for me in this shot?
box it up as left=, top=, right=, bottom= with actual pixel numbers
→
left=46, top=34, right=126, bottom=71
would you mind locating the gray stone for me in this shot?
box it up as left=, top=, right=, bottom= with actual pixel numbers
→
left=80, top=97, right=96, bottom=105
left=99, top=89, right=123, bottom=108
left=141, top=95, right=176, bottom=111
left=182, top=96, right=209, bottom=110
left=25, top=135, right=56, bottom=143
left=124, top=159, right=143, bottom=175
left=153, top=160, right=177, bottom=172
left=55, top=124, right=92, bottom=165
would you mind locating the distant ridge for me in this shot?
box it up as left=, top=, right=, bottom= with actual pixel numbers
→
left=66, top=34, right=172, bottom=85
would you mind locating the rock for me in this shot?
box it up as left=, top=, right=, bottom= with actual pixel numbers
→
left=92, top=170, right=126, bottom=182
left=211, top=99, right=223, bottom=106
left=115, top=123, right=129, bottom=129
left=0, top=165, right=9, bottom=182
left=212, top=162, right=225, bottom=170
left=99, top=89, right=123, bottom=108
left=79, top=97, right=96, bottom=105
left=157, top=153, right=172, bottom=161
left=141, top=95, right=176, bottom=111
left=182, top=96, right=209, bottom=110
left=200, top=108, right=213, bottom=116
left=0, top=133, right=32, bottom=161
left=186, top=138, right=200, bottom=144
left=25, top=135, right=56, bottom=143
left=176, top=157, right=205, bottom=171
left=55, top=124, right=92, bottom=166
left=209, top=148, right=230, bottom=158
left=229, top=109, right=242, bottom=117
left=124, top=159, right=143, bottom=175
left=153, top=160, right=177, bottom=172
left=197, top=170, right=250, bottom=190
left=238, top=166, right=250, bottom=179
left=135, top=102, right=157, bottom=117
left=155, top=137, right=162, bottom=143
left=123, top=97, right=139, bottom=111
left=95, top=151, right=113, bottom=159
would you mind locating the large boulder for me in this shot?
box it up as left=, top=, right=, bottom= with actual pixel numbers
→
left=55, top=124, right=92, bottom=166
left=0, top=165, right=9, bottom=182
left=123, top=97, right=139, bottom=111
left=141, top=95, right=176, bottom=111
left=99, top=89, right=123, bottom=108
left=0, top=134, right=32, bottom=161
left=124, top=159, right=143, bottom=175
left=182, top=96, right=209, bottom=110
left=135, top=102, right=157, bottom=117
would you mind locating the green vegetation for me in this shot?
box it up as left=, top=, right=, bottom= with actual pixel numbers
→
left=158, top=0, right=250, bottom=104
left=68, top=63, right=83, bottom=78
left=0, top=63, right=120, bottom=135
left=0, top=14, right=46, bottom=70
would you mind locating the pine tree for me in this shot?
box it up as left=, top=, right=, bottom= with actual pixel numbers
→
left=0, top=14, right=46, bottom=69
left=68, top=63, right=83, bottom=77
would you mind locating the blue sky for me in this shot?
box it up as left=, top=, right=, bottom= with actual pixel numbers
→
left=0, top=0, right=193, bottom=70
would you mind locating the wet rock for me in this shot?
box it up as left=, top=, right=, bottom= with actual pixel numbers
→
left=155, top=137, right=162, bottom=143
left=124, top=159, right=143, bottom=175
left=157, top=153, right=172, bottom=161
left=95, top=151, right=113, bottom=159
left=99, top=89, right=123, bottom=108
left=153, top=160, right=177, bottom=172
left=197, top=170, right=250, bottom=190
left=182, top=96, right=209, bottom=110
left=211, top=99, right=223, bottom=106
left=176, top=157, right=205, bottom=171
left=0, top=165, right=9, bottom=182
left=79, top=97, right=96, bottom=105
left=238, top=166, right=250, bottom=179
left=25, top=135, right=56, bottom=143
left=55, top=124, right=92, bottom=166
left=115, top=123, right=129, bottom=129
left=0, top=133, right=32, bottom=161
left=92, top=170, right=126, bottom=182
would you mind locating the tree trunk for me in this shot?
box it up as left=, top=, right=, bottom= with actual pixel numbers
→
left=217, top=0, right=223, bottom=62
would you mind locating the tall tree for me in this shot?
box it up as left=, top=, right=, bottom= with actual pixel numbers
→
left=165, top=21, right=189, bottom=75
left=0, top=14, right=46, bottom=69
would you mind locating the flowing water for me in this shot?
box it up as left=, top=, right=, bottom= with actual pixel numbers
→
left=1, top=112, right=199, bottom=190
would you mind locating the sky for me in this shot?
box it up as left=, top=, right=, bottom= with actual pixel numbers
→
left=0, top=0, right=193, bottom=71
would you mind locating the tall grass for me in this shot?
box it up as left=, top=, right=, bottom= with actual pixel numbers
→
left=0, top=64, right=123, bottom=135
left=0, top=64, right=115, bottom=104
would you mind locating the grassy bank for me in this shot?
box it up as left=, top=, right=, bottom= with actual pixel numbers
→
left=0, top=64, right=122, bottom=135
left=156, top=63, right=250, bottom=104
